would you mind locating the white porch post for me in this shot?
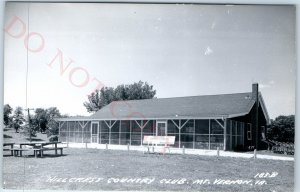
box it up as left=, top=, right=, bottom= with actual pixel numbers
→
left=109, top=120, right=111, bottom=145
left=179, top=120, right=181, bottom=148
left=141, top=121, right=143, bottom=146
left=193, top=119, right=195, bottom=149
left=230, top=120, right=233, bottom=150
left=58, top=121, right=61, bottom=142
left=99, top=121, right=101, bottom=144
left=129, top=120, right=132, bottom=145
left=119, top=120, right=121, bottom=145
left=80, top=121, right=83, bottom=143
left=224, top=119, right=227, bottom=151
left=208, top=119, right=211, bottom=150
left=242, top=122, right=245, bottom=148
left=67, top=121, right=70, bottom=144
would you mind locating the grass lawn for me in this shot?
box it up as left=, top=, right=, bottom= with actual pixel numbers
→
left=3, top=148, right=294, bottom=191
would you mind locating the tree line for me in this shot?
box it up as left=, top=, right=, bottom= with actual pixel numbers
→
left=3, top=81, right=157, bottom=141
left=83, top=81, right=156, bottom=113
left=3, top=104, right=66, bottom=141
left=266, top=115, right=294, bottom=143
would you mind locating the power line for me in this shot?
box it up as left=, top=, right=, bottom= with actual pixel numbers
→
left=25, top=3, right=30, bottom=109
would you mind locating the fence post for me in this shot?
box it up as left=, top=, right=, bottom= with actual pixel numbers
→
left=127, top=143, right=130, bottom=151
left=254, top=149, right=257, bottom=159
left=217, top=147, right=220, bottom=157
left=106, top=143, right=108, bottom=150
left=182, top=145, right=185, bottom=154
left=152, top=146, right=155, bottom=153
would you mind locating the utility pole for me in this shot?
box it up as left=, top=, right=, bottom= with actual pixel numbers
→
left=25, top=108, right=34, bottom=142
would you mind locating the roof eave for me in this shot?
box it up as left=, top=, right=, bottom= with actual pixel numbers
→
left=56, top=115, right=230, bottom=121
left=259, top=93, right=271, bottom=124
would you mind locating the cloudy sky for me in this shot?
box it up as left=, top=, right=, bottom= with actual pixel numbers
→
left=4, top=3, right=296, bottom=119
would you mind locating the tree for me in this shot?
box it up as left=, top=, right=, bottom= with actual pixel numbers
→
left=3, top=104, right=13, bottom=127
left=47, top=107, right=61, bottom=119
left=267, top=115, right=295, bottom=143
left=32, top=107, right=62, bottom=133
left=83, top=81, right=156, bottom=113
left=12, top=106, right=25, bottom=133
left=46, top=118, right=59, bottom=141
left=46, top=112, right=69, bottom=141
left=127, top=81, right=156, bottom=100
left=33, top=108, right=48, bottom=133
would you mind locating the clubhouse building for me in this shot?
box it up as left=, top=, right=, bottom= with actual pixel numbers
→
left=57, top=83, right=270, bottom=151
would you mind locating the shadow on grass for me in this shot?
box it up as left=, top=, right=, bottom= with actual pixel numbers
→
left=3, top=154, right=68, bottom=158
left=3, top=128, right=12, bottom=131
left=30, top=154, right=68, bottom=158
left=25, top=138, right=45, bottom=142
left=3, top=154, right=14, bottom=157
left=3, top=134, right=12, bottom=138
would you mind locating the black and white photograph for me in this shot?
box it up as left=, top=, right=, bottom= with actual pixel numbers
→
left=1, top=1, right=296, bottom=192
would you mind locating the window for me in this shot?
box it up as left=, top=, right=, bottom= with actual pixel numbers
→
left=247, top=123, right=252, bottom=140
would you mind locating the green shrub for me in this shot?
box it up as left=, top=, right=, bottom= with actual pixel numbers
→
left=49, top=135, right=58, bottom=142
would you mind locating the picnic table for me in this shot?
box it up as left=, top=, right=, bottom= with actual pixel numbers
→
left=12, top=141, right=64, bottom=158
left=3, top=142, right=15, bottom=156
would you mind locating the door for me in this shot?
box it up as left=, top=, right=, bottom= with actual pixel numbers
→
left=91, top=122, right=99, bottom=143
left=156, top=121, right=167, bottom=136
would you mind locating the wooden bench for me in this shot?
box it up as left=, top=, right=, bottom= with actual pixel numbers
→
left=39, top=147, right=64, bottom=157
left=11, top=148, right=30, bottom=157
left=3, top=143, right=15, bottom=156
left=14, top=142, right=65, bottom=158
left=142, top=136, right=175, bottom=154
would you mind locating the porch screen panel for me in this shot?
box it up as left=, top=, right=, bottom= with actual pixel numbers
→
left=232, top=121, right=237, bottom=149
left=68, top=121, right=76, bottom=143
left=142, top=120, right=155, bottom=144
left=234, top=121, right=244, bottom=148
left=194, top=120, right=209, bottom=149
left=229, top=120, right=244, bottom=150
left=131, top=121, right=141, bottom=145
left=59, top=122, right=68, bottom=142
left=181, top=120, right=194, bottom=148
left=120, top=120, right=130, bottom=145
left=83, top=121, right=91, bottom=143
left=100, top=121, right=109, bottom=144
left=226, top=120, right=231, bottom=150
left=239, top=122, right=244, bottom=146
left=167, top=120, right=179, bottom=148
left=143, top=120, right=154, bottom=135
left=74, top=122, right=82, bottom=143
left=210, top=120, right=224, bottom=149
left=111, top=121, right=120, bottom=144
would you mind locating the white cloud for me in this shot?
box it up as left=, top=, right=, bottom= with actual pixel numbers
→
left=204, top=46, right=213, bottom=55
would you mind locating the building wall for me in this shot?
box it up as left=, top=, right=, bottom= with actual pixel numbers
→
left=230, top=104, right=267, bottom=151
left=59, top=119, right=225, bottom=150
left=58, top=110, right=266, bottom=151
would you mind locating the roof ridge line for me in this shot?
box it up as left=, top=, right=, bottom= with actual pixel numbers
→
left=110, top=92, right=252, bottom=103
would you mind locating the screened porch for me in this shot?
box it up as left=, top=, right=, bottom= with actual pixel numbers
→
left=58, top=119, right=245, bottom=150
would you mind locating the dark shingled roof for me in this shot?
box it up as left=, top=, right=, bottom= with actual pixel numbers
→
left=88, top=92, right=262, bottom=120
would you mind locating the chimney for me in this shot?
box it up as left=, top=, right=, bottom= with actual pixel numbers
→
left=252, top=83, right=259, bottom=100
left=252, top=83, right=259, bottom=149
